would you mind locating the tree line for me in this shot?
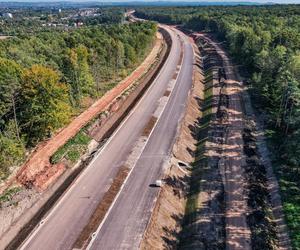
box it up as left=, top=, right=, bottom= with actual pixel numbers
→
left=0, top=21, right=157, bottom=180
left=135, top=5, right=300, bottom=248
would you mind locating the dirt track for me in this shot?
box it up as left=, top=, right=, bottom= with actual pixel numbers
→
left=195, top=33, right=290, bottom=250
left=198, top=33, right=252, bottom=249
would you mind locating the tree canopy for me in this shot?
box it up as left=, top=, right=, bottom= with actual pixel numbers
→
left=0, top=19, right=156, bottom=177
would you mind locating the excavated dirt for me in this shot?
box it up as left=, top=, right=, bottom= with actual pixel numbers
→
left=193, top=33, right=252, bottom=250
left=164, top=90, right=171, bottom=97
left=73, top=165, right=130, bottom=249
left=142, top=116, right=158, bottom=136
left=179, top=35, right=227, bottom=250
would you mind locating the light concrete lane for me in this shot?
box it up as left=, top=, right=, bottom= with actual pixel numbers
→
left=20, top=26, right=181, bottom=250
left=89, top=29, right=194, bottom=250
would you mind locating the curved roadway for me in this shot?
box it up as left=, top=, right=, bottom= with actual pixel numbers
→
left=20, top=25, right=194, bottom=250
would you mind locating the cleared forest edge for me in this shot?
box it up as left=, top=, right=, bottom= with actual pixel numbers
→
left=192, top=33, right=290, bottom=250
left=0, top=32, right=163, bottom=194
left=242, top=62, right=292, bottom=250
left=0, top=30, right=171, bottom=250
left=196, top=33, right=252, bottom=250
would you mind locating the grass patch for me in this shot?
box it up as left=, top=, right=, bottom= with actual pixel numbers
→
left=179, top=67, right=215, bottom=247
left=50, top=130, right=91, bottom=164
left=0, top=187, right=22, bottom=207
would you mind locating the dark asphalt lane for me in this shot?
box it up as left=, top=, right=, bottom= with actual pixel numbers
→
left=88, top=29, right=194, bottom=250
left=20, top=26, right=187, bottom=250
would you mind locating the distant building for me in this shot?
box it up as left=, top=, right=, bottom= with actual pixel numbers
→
left=58, top=9, right=62, bottom=13
left=2, top=13, right=13, bottom=19
left=73, top=22, right=83, bottom=28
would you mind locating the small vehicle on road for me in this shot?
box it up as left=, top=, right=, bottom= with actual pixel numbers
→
left=155, top=180, right=163, bottom=187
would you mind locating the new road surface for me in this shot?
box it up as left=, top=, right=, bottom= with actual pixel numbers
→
left=20, top=25, right=194, bottom=250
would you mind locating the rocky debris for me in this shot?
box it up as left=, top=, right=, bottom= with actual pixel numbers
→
left=243, top=123, right=278, bottom=250
left=33, top=163, right=66, bottom=192
left=0, top=187, right=39, bottom=238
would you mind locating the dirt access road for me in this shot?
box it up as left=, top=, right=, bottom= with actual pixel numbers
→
left=195, top=32, right=290, bottom=250
left=196, top=33, right=252, bottom=250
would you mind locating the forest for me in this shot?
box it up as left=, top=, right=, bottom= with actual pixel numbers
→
left=136, top=5, right=300, bottom=248
left=0, top=10, right=157, bottom=181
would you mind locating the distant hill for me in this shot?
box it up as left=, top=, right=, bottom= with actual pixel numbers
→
left=0, top=1, right=275, bottom=9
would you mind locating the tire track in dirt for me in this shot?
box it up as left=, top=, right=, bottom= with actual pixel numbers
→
left=195, top=32, right=290, bottom=250
left=195, top=33, right=251, bottom=250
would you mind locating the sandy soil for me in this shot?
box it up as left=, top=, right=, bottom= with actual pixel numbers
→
left=196, top=33, right=252, bottom=250
left=196, top=33, right=290, bottom=250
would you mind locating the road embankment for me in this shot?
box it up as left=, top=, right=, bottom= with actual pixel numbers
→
left=0, top=29, right=172, bottom=250
left=9, top=31, right=164, bottom=192
left=140, top=37, right=204, bottom=249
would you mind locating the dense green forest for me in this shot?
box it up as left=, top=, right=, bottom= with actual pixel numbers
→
left=0, top=16, right=156, bottom=180
left=136, top=5, right=300, bottom=248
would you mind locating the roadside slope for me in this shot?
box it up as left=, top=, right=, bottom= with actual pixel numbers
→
left=10, top=33, right=163, bottom=192
left=16, top=25, right=184, bottom=250
left=87, top=27, right=194, bottom=250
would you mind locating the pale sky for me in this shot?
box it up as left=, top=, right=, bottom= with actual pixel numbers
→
left=1, top=0, right=300, bottom=3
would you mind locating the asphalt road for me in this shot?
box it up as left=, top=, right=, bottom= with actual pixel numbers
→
left=88, top=28, right=193, bottom=250
left=20, top=26, right=193, bottom=250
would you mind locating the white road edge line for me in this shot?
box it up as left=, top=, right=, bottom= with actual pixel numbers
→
left=19, top=26, right=176, bottom=250
left=138, top=30, right=195, bottom=249
left=87, top=28, right=185, bottom=250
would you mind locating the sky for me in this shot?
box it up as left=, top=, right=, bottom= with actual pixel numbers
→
left=0, top=0, right=300, bottom=3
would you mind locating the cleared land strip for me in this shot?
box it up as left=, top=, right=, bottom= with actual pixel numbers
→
left=199, top=33, right=290, bottom=250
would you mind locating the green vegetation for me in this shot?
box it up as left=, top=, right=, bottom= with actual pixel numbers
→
left=0, top=9, right=157, bottom=179
left=0, top=187, right=22, bottom=206
left=136, top=5, right=300, bottom=248
left=50, top=130, right=91, bottom=164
